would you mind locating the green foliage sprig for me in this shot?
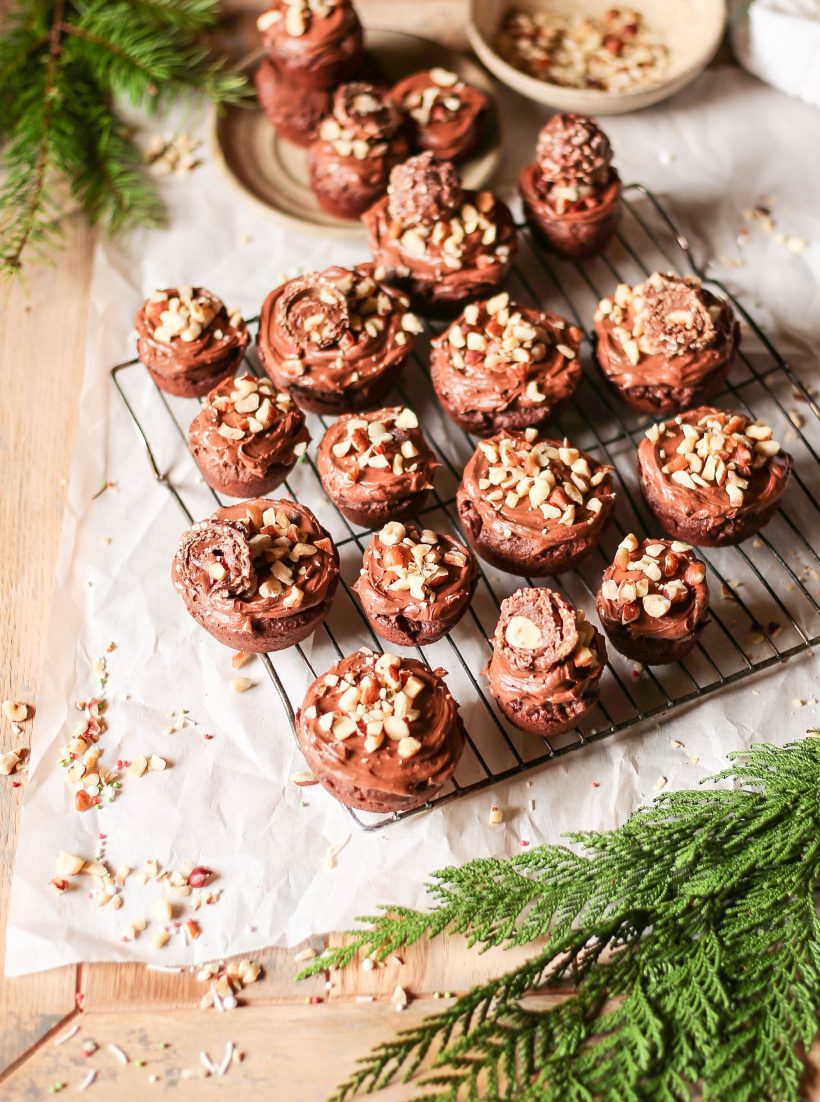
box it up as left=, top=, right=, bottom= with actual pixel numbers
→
left=0, top=0, right=246, bottom=277
left=299, top=736, right=820, bottom=1101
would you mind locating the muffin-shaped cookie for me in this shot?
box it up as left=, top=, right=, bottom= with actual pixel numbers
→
left=136, top=287, right=249, bottom=398
left=596, top=534, right=709, bottom=665
left=187, top=374, right=309, bottom=498
left=297, top=648, right=466, bottom=813
left=485, top=587, right=605, bottom=737
left=363, top=152, right=518, bottom=313
left=430, top=292, right=583, bottom=436
left=257, top=265, right=417, bottom=415
left=457, top=429, right=615, bottom=576
left=254, top=57, right=331, bottom=146
left=390, top=67, right=489, bottom=162
left=308, top=83, right=410, bottom=220
left=317, top=406, right=438, bottom=528
left=519, top=113, right=622, bottom=260
left=172, top=499, right=339, bottom=652
left=256, top=0, right=364, bottom=91
left=638, top=407, right=792, bottom=547
left=594, top=273, right=740, bottom=415
left=353, top=521, right=479, bottom=646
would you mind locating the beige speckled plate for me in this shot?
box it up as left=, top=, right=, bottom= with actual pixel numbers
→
left=210, top=29, right=501, bottom=239
left=468, top=0, right=727, bottom=115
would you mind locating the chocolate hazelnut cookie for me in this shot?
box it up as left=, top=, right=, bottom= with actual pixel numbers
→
left=519, top=113, right=622, bottom=260
left=308, top=83, right=410, bottom=220
left=596, top=534, right=709, bottom=664
left=430, top=292, right=583, bottom=435
left=135, top=287, right=249, bottom=398
left=390, top=67, right=489, bottom=162
left=594, top=273, right=740, bottom=415
left=317, top=405, right=439, bottom=529
left=456, top=429, right=615, bottom=576
left=485, top=587, right=606, bottom=737
left=297, top=648, right=466, bottom=813
left=354, top=522, right=479, bottom=646
left=363, top=152, right=518, bottom=313
left=172, top=499, right=339, bottom=652
left=257, top=265, right=417, bottom=415
left=638, top=407, right=792, bottom=547
left=187, top=374, right=309, bottom=498
left=256, top=0, right=364, bottom=91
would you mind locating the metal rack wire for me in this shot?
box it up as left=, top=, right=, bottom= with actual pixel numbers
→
left=112, top=184, right=820, bottom=831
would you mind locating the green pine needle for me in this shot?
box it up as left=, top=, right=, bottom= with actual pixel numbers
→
left=0, top=0, right=248, bottom=277
left=298, top=735, right=820, bottom=1101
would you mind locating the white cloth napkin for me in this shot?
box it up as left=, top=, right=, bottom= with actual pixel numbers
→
left=732, top=0, right=820, bottom=106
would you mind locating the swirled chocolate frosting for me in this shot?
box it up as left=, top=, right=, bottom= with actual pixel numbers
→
left=596, top=534, right=709, bottom=641
left=485, top=587, right=605, bottom=709
left=172, top=499, right=339, bottom=634
left=188, top=374, right=309, bottom=481
left=638, top=407, right=792, bottom=521
left=390, top=69, right=489, bottom=161
left=258, top=265, right=415, bottom=394
left=458, top=429, right=615, bottom=548
left=257, top=0, right=362, bottom=76
left=298, top=648, right=464, bottom=802
left=594, top=273, right=739, bottom=392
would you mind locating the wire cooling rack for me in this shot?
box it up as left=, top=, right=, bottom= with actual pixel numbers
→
left=112, top=184, right=820, bottom=831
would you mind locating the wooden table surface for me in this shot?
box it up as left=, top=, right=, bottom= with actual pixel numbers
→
left=2, top=4, right=817, bottom=1100
left=0, top=3, right=545, bottom=1099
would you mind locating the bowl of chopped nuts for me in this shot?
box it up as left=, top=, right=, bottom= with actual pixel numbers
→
left=468, top=0, right=727, bottom=114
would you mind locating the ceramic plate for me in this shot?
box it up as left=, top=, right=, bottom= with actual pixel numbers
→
left=468, top=0, right=727, bottom=115
left=210, top=28, right=502, bottom=239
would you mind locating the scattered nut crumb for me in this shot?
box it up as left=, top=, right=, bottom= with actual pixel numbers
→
left=2, top=700, right=28, bottom=723
left=230, top=678, right=253, bottom=694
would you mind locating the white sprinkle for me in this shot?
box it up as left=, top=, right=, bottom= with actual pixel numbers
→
left=785, top=235, right=808, bottom=254
left=210, top=983, right=224, bottom=1013
left=658, top=150, right=675, bottom=165
left=146, top=963, right=182, bottom=973
left=222, top=995, right=238, bottom=1010
left=54, top=1023, right=80, bottom=1046
left=356, top=994, right=375, bottom=1003
left=218, top=1040, right=235, bottom=1076
left=200, top=1050, right=218, bottom=1075
left=77, top=1069, right=97, bottom=1091
left=361, top=956, right=375, bottom=972
left=108, top=1042, right=129, bottom=1064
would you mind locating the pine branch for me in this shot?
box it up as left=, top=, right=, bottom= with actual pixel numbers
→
left=303, top=736, right=820, bottom=1101
left=0, top=0, right=248, bottom=277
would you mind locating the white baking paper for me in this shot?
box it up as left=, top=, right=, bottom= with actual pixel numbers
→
left=6, top=65, right=820, bottom=975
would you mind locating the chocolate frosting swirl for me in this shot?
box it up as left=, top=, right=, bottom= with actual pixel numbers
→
left=257, top=0, right=362, bottom=73
left=431, top=293, right=582, bottom=422
left=188, top=374, right=309, bottom=481
left=391, top=70, right=489, bottom=162
left=594, top=274, right=739, bottom=392
left=638, top=407, right=792, bottom=524
left=317, top=405, right=438, bottom=512
left=485, top=587, right=605, bottom=709
left=136, top=287, right=249, bottom=388
left=172, top=499, right=339, bottom=633
left=353, top=522, right=478, bottom=625
left=458, top=429, right=615, bottom=549
left=298, top=649, right=463, bottom=803
left=258, top=265, right=413, bottom=395
left=596, top=534, right=709, bottom=642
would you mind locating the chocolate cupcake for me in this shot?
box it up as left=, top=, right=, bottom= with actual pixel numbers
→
left=308, top=83, right=409, bottom=220
left=485, top=587, right=605, bottom=737
left=256, top=0, right=364, bottom=91
left=353, top=522, right=479, bottom=646
left=254, top=57, right=331, bottom=146
left=519, top=113, right=621, bottom=260
left=457, top=429, right=615, bottom=576
left=187, top=374, right=309, bottom=498
left=594, top=273, right=740, bottom=415
left=257, top=265, right=417, bottom=415
left=136, top=287, right=249, bottom=398
left=638, top=407, right=792, bottom=547
left=317, top=405, right=438, bottom=529
left=430, top=292, right=583, bottom=436
left=596, top=534, right=709, bottom=665
left=390, top=67, right=489, bottom=162
left=172, top=499, right=339, bottom=652
left=363, top=152, right=518, bottom=313
left=297, top=648, right=466, bottom=813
